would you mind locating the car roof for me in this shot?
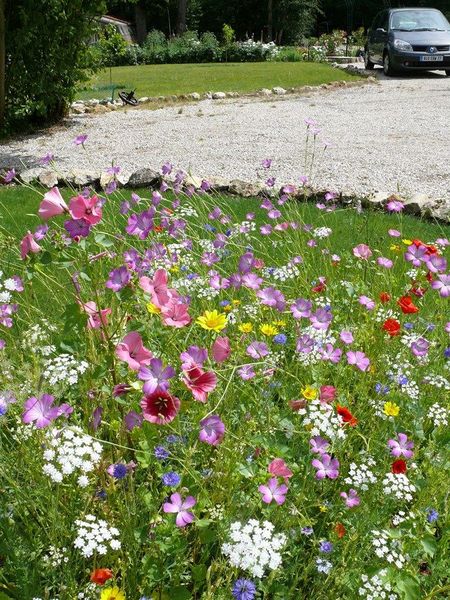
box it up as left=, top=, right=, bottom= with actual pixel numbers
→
left=388, top=7, right=441, bottom=12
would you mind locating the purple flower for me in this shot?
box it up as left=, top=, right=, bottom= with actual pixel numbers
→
left=90, top=406, right=103, bottom=431
left=260, top=224, right=273, bottom=235
left=238, top=251, right=256, bottom=274
left=319, top=541, right=333, bottom=553
left=242, top=273, right=263, bottom=290
left=261, top=158, right=272, bottom=169
left=3, top=168, right=16, bottom=183
left=199, top=414, right=225, bottom=446
left=246, top=341, right=269, bottom=359
left=22, top=394, right=61, bottom=428
left=126, top=208, right=155, bottom=239
left=290, top=298, right=312, bottom=319
left=309, top=436, right=330, bottom=455
left=410, top=338, right=429, bottom=357
left=431, top=273, right=450, bottom=298
left=377, top=257, right=394, bottom=269
left=73, top=134, right=88, bottom=146
left=64, top=218, right=91, bottom=238
left=311, top=453, right=339, bottom=479
left=296, top=334, right=315, bottom=354
left=353, top=244, right=372, bottom=260
left=310, top=308, right=332, bottom=330
left=340, top=489, right=360, bottom=508
left=386, top=199, right=404, bottom=212
left=273, top=333, right=287, bottom=345
left=257, top=287, right=285, bottom=312
left=34, top=224, right=49, bottom=241
left=124, top=410, right=143, bottom=431
left=340, top=330, right=353, bottom=344
left=39, top=152, right=54, bottom=166
left=180, top=345, right=208, bottom=369
left=105, top=266, right=130, bottom=292
left=346, top=350, right=370, bottom=372
left=404, top=244, right=427, bottom=267
left=320, top=344, right=342, bottom=364
left=258, top=477, right=288, bottom=505
left=163, top=492, right=196, bottom=527
left=387, top=433, right=414, bottom=459
left=0, top=391, right=16, bottom=416
left=359, top=295, right=375, bottom=310
left=107, top=463, right=128, bottom=480
left=426, top=508, right=439, bottom=523
left=232, top=578, right=256, bottom=600
left=162, top=471, right=181, bottom=486
left=238, top=365, right=256, bottom=380
left=425, top=255, right=447, bottom=273
left=138, top=358, right=176, bottom=395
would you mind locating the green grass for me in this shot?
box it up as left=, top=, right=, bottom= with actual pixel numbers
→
left=76, top=62, right=362, bottom=101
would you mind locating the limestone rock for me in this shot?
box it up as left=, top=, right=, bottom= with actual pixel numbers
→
left=228, top=179, right=264, bottom=197
left=272, top=86, right=286, bottom=95
left=91, top=104, right=110, bottom=114
left=38, top=170, right=59, bottom=188
left=212, top=91, right=226, bottom=100
left=189, top=92, right=201, bottom=100
left=64, top=169, right=100, bottom=187
left=361, top=191, right=390, bottom=209
left=259, top=88, right=272, bottom=96
left=403, top=193, right=431, bottom=216
left=428, top=199, right=450, bottom=222
left=126, top=167, right=160, bottom=188
left=72, top=105, right=86, bottom=114
left=19, top=167, right=43, bottom=184
left=138, top=97, right=149, bottom=104
left=184, top=174, right=203, bottom=189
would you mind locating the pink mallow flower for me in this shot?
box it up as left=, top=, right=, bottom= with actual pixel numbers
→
left=199, top=414, right=225, bottom=446
left=431, top=274, right=450, bottom=298
left=38, top=187, right=68, bottom=220
left=20, top=231, right=41, bottom=260
left=161, top=301, right=191, bottom=328
left=82, top=301, right=111, bottom=329
left=183, top=367, right=217, bottom=403
left=69, top=194, right=102, bottom=225
left=353, top=244, right=372, bottom=260
left=115, top=331, right=153, bottom=371
left=163, top=492, right=196, bottom=527
left=211, top=336, right=231, bottom=363
left=258, top=477, right=288, bottom=505
left=268, top=458, right=293, bottom=482
left=340, top=489, right=360, bottom=508
left=346, top=350, right=370, bottom=372
left=311, top=453, right=339, bottom=479
left=387, top=433, right=414, bottom=459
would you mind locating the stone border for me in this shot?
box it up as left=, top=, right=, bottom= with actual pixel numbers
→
left=14, top=165, right=449, bottom=223
left=70, top=74, right=374, bottom=115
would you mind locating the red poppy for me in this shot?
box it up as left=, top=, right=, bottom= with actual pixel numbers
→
left=90, top=568, right=113, bottom=585
left=379, top=292, right=391, bottom=303
left=336, top=405, right=358, bottom=427
left=382, top=318, right=401, bottom=337
left=335, top=522, right=346, bottom=539
left=397, top=295, right=419, bottom=314
left=412, top=239, right=437, bottom=255
left=391, top=459, right=407, bottom=474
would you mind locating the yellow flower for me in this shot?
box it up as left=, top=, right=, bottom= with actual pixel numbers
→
left=390, top=244, right=401, bottom=252
left=273, top=320, right=286, bottom=327
left=101, top=588, right=126, bottom=600
left=260, top=324, right=279, bottom=336
left=196, top=310, right=227, bottom=332
left=232, top=299, right=241, bottom=306
left=238, top=322, right=253, bottom=333
left=301, top=386, right=317, bottom=400
left=402, top=238, right=413, bottom=246
left=169, top=265, right=180, bottom=273
left=146, top=302, right=161, bottom=315
left=319, top=505, right=328, bottom=512
left=384, top=401, right=400, bottom=417
left=223, top=304, right=232, bottom=312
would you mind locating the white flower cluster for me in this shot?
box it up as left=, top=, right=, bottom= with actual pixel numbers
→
left=386, top=355, right=419, bottom=400
left=265, top=263, right=300, bottom=282
left=222, top=519, right=286, bottom=578
left=392, top=510, right=414, bottom=527
left=301, top=399, right=346, bottom=440
left=43, top=354, right=89, bottom=386
left=77, top=584, right=98, bottom=600
left=313, top=227, right=333, bottom=239
left=22, top=322, right=57, bottom=356
left=173, top=205, right=198, bottom=218
left=374, top=307, right=397, bottom=324
left=42, top=427, right=102, bottom=487
left=74, top=514, right=121, bottom=557
left=427, top=402, right=448, bottom=427
left=42, top=545, right=69, bottom=568
left=316, top=558, right=333, bottom=574
left=423, top=374, right=450, bottom=390
left=382, top=473, right=415, bottom=502
left=359, top=569, right=398, bottom=599
left=345, top=457, right=377, bottom=490
left=371, top=530, right=406, bottom=569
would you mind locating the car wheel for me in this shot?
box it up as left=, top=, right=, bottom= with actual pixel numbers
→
left=445, top=70, right=450, bottom=77
left=383, top=51, right=395, bottom=76
left=364, top=49, right=375, bottom=70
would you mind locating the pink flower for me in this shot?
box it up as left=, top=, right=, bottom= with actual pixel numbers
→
left=258, top=477, right=288, bottom=505
left=140, top=390, right=180, bottom=424
left=387, top=433, right=414, bottom=459
left=20, top=231, right=41, bottom=260
left=115, top=331, right=153, bottom=371
left=163, top=492, right=196, bottom=527
left=81, top=301, right=111, bottom=329
left=268, top=458, right=293, bottom=481
left=199, top=414, right=225, bottom=445
left=359, top=295, right=375, bottom=310
left=311, top=453, right=339, bottom=479
left=388, top=229, right=401, bottom=237
left=183, top=367, right=217, bottom=403
left=161, top=301, right=191, bottom=328
left=353, top=244, right=372, bottom=260
left=386, top=198, right=404, bottom=212
left=69, top=195, right=102, bottom=225
left=431, top=274, right=450, bottom=298
left=211, top=336, right=231, bottom=363
left=22, top=394, right=71, bottom=428
left=139, top=269, right=174, bottom=307
left=377, top=257, right=393, bottom=269
left=346, top=350, right=370, bottom=372
left=340, top=489, right=360, bottom=508
left=319, top=386, right=336, bottom=403
left=340, top=330, right=353, bottom=345
left=38, top=187, right=68, bottom=220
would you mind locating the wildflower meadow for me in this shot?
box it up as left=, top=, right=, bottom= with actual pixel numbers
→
left=0, top=142, right=449, bottom=600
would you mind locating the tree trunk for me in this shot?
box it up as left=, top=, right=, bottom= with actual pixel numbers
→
left=176, top=0, right=188, bottom=35
left=0, top=0, right=5, bottom=129
left=134, top=1, right=147, bottom=45
left=267, top=0, right=273, bottom=42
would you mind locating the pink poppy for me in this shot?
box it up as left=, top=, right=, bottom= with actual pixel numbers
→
left=161, top=301, right=191, bottom=328
left=183, top=366, right=217, bottom=403
left=211, top=336, right=231, bottom=363
left=38, top=187, right=68, bottom=220
left=20, top=232, right=41, bottom=260
left=268, top=458, right=293, bottom=482
left=140, top=390, right=180, bottom=424
left=69, top=194, right=102, bottom=225
left=115, top=331, right=153, bottom=371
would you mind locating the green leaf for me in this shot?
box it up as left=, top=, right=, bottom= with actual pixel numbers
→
left=420, top=535, right=437, bottom=557
left=395, top=573, right=421, bottom=600
left=167, top=586, right=191, bottom=600
left=195, top=518, right=212, bottom=528
left=39, top=250, right=53, bottom=264
left=191, top=563, right=207, bottom=584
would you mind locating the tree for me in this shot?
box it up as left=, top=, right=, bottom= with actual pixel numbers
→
left=176, top=0, right=188, bottom=34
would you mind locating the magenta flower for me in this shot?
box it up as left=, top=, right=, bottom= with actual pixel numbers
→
left=431, top=274, right=450, bottom=298
left=309, top=436, right=330, bottom=455
left=139, top=358, right=176, bottom=394
left=22, top=394, right=68, bottom=428
left=238, top=365, right=256, bottom=380
left=387, top=433, right=414, bottom=459
left=310, top=308, right=332, bottom=330
left=161, top=300, right=191, bottom=328
left=404, top=244, right=427, bottom=267
left=340, top=489, right=360, bottom=508
left=73, top=134, right=88, bottom=145
left=180, top=345, right=208, bottom=369
left=340, top=330, right=353, bottom=344
left=3, top=168, right=16, bottom=183
left=116, top=331, right=153, bottom=371
left=311, top=453, right=339, bottom=480
left=140, top=390, right=180, bottom=424
left=106, top=266, right=130, bottom=292
left=0, top=304, right=18, bottom=328
left=261, top=158, right=272, bottom=169
left=64, top=218, right=91, bottom=238
left=38, top=187, right=68, bottom=220
left=183, top=367, right=217, bottom=403
left=140, top=269, right=173, bottom=307
left=290, top=298, right=312, bottom=319
left=256, top=287, right=286, bottom=312
left=199, top=414, right=225, bottom=446
left=359, top=295, right=375, bottom=310
left=353, top=244, right=372, bottom=260
left=258, top=477, right=288, bottom=505
left=377, top=257, right=394, bottom=269
left=410, top=338, right=429, bottom=357
left=20, top=231, right=41, bottom=260
left=246, top=341, right=269, bottom=359
left=296, top=334, right=315, bottom=354
left=268, top=458, right=293, bottom=481
left=163, top=492, right=196, bottom=527
left=386, top=199, right=404, bottom=212
left=212, top=336, right=231, bottom=363
left=388, top=229, right=401, bottom=237
left=346, top=350, right=370, bottom=372
left=425, top=255, right=447, bottom=273
left=242, top=273, right=263, bottom=290
left=126, top=208, right=155, bottom=239
left=69, top=194, right=102, bottom=225
left=320, top=344, right=342, bottom=364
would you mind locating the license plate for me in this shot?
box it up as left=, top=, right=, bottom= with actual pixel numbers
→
left=420, top=55, right=443, bottom=62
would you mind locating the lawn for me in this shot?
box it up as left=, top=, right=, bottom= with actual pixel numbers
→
left=76, top=61, right=362, bottom=101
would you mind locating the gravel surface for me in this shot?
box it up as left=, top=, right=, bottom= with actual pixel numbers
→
left=2, top=70, right=450, bottom=200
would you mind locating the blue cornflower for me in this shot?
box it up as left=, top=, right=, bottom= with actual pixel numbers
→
left=319, top=540, right=333, bottom=553
left=273, top=333, right=287, bottom=345
left=0, top=404, right=7, bottom=416
left=426, top=323, right=435, bottom=332
left=404, top=322, right=414, bottom=330
left=166, top=434, right=184, bottom=444
left=162, top=471, right=181, bottom=487
left=301, top=526, right=314, bottom=536
left=426, top=508, right=439, bottom=523
left=154, top=446, right=169, bottom=460
left=112, top=463, right=128, bottom=479
left=95, top=489, right=107, bottom=500
left=204, top=223, right=216, bottom=232
left=220, top=300, right=231, bottom=307
left=232, top=578, right=256, bottom=600
left=398, top=375, right=408, bottom=385
left=444, top=347, right=450, bottom=359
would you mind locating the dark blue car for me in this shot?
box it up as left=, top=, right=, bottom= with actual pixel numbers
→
left=365, top=7, right=450, bottom=76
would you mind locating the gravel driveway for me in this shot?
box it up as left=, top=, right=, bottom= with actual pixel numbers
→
left=2, top=70, right=450, bottom=200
